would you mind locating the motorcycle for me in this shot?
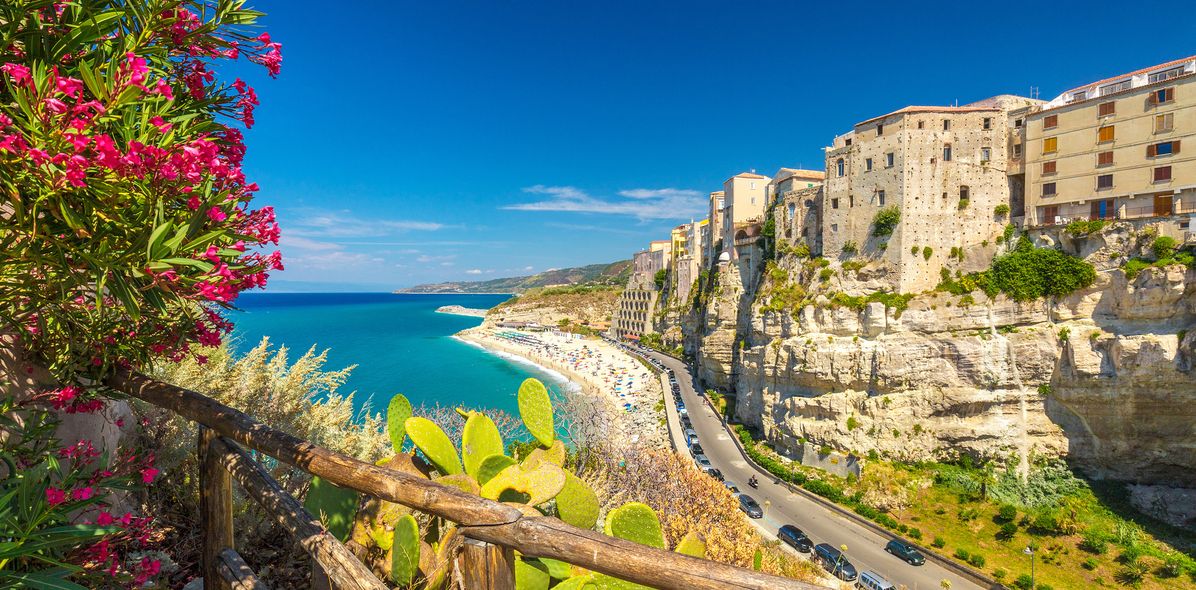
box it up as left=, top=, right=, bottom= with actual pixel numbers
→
left=748, top=477, right=759, bottom=489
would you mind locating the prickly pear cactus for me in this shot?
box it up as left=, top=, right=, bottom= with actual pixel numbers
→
left=517, top=378, right=554, bottom=447
left=461, top=411, right=503, bottom=478
left=515, top=557, right=551, bottom=590
left=555, top=471, right=599, bottom=529
left=674, top=531, right=706, bottom=558
left=390, top=514, right=420, bottom=586
left=405, top=416, right=463, bottom=475
left=476, top=453, right=517, bottom=485
left=480, top=460, right=566, bottom=506
left=387, top=393, right=413, bottom=453
left=603, top=502, right=664, bottom=549
left=304, top=476, right=360, bottom=542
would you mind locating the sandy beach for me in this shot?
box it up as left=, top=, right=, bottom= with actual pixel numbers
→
left=436, top=305, right=490, bottom=318
left=456, top=326, right=667, bottom=449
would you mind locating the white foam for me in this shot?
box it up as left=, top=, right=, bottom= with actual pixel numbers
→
left=452, top=335, right=581, bottom=395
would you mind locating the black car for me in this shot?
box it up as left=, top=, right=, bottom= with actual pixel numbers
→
left=680, top=417, right=692, bottom=429
left=738, top=494, right=763, bottom=518
left=813, top=543, right=858, bottom=581
left=778, top=525, right=812, bottom=553
left=689, top=443, right=704, bottom=457
left=706, top=468, right=724, bottom=481
left=885, top=539, right=926, bottom=566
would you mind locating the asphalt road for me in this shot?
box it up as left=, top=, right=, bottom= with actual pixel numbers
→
left=639, top=348, right=982, bottom=590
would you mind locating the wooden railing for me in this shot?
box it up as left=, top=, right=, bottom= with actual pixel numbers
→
left=108, top=369, right=826, bottom=590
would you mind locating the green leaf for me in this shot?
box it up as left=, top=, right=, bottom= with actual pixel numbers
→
left=385, top=394, right=412, bottom=453
left=553, top=575, right=598, bottom=590
left=555, top=471, right=600, bottom=530
left=541, top=557, right=573, bottom=579
left=158, top=257, right=214, bottom=272
left=389, top=514, right=420, bottom=586
left=603, top=502, right=664, bottom=549
left=146, top=221, right=172, bottom=261
left=0, top=570, right=89, bottom=590
left=404, top=417, right=462, bottom=476
left=461, top=412, right=503, bottom=479
left=476, top=454, right=517, bottom=485
left=303, top=477, right=359, bottom=542
left=517, top=378, right=554, bottom=447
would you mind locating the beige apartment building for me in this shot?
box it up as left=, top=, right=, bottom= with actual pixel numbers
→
left=823, top=95, right=1040, bottom=292
left=706, top=191, right=726, bottom=262
left=1023, top=56, right=1196, bottom=231
left=769, top=168, right=825, bottom=254
left=721, top=173, right=770, bottom=256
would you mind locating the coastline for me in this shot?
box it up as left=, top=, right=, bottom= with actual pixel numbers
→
left=435, top=304, right=490, bottom=318
left=455, top=326, right=667, bottom=449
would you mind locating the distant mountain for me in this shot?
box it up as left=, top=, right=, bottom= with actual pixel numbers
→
left=396, top=261, right=632, bottom=294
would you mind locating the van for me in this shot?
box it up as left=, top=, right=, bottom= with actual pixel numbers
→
left=857, top=570, right=896, bottom=590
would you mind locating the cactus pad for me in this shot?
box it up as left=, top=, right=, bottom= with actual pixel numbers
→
left=480, top=461, right=566, bottom=506
left=540, top=557, right=573, bottom=579
left=386, top=394, right=413, bottom=453
left=553, top=576, right=598, bottom=590
left=303, top=476, right=359, bottom=542
left=674, top=531, right=706, bottom=558
left=523, top=439, right=567, bottom=468
left=517, top=378, right=554, bottom=447
left=390, top=514, right=420, bottom=585
left=435, top=473, right=481, bottom=496
left=476, top=454, right=517, bottom=485
left=405, top=416, right=463, bottom=475
left=462, top=412, right=504, bottom=478
left=603, top=502, right=664, bottom=549
left=555, top=471, right=600, bottom=529
left=515, top=558, right=551, bottom=590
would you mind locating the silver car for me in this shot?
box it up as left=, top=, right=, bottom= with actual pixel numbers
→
left=694, top=454, right=712, bottom=470
left=683, top=428, right=698, bottom=445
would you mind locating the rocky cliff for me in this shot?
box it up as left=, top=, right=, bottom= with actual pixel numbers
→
left=686, top=222, right=1196, bottom=490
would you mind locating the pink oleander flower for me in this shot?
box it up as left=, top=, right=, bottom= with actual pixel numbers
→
left=55, top=76, right=84, bottom=98
left=149, top=116, right=172, bottom=133
left=44, top=98, right=69, bottom=114
left=140, top=467, right=159, bottom=484
left=45, top=487, right=67, bottom=505
left=1, top=62, right=31, bottom=85
left=96, top=511, right=114, bottom=525
left=153, top=78, right=174, bottom=100
left=72, top=486, right=94, bottom=501
left=207, top=206, right=227, bottom=222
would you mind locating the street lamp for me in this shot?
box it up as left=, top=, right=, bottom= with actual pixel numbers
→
left=1024, top=546, right=1036, bottom=589
left=836, top=544, right=849, bottom=579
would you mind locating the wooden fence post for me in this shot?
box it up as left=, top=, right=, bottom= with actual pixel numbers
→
left=200, top=426, right=234, bottom=590
left=460, top=537, right=516, bottom=590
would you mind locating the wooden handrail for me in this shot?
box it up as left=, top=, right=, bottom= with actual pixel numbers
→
left=110, top=369, right=826, bottom=590
left=216, top=549, right=269, bottom=590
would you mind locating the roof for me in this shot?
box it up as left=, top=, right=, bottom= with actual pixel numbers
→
left=772, top=168, right=825, bottom=183
left=855, top=105, right=1001, bottom=127
left=728, top=172, right=768, bottom=181
left=1057, top=55, right=1196, bottom=99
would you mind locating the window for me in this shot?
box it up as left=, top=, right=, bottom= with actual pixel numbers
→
left=1149, top=67, right=1184, bottom=84
left=1013, top=143, right=1023, bottom=157
left=865, top=158, right=873, bottom=171
left=1098, top=102, right=1116, bottom=116
left=1041, top=205, right=1059, bottom=225
left=1154, top=166, right=1172, bottom=182
left=917, top=120, right=925, bottom=129
left=831, top=223, right=838, bottom=232
left=1072, top=91, right=1087, bottom=102
left=1042, top=161, right=1057, bottom=174
left=1099, top=79, right=1131, bottom=96
left=1154, top=193, right=1175, bottom=216
left=960, top=186, right=969, bottom=201
left=943, top=119, right=950, bottom=131
left=1090, top=199, right=1115, bottom=220
left=943, top=144, right=952, bottom=161
left=849, top=195, right=855, bottom=207
left=983, top=117, right=992, bottom=130
left=1042, top=182, right=1057, bottom=196
left=1155, top=113, right=1174, bottom=133
left=1043, top=137, right=1058, bottom=153
left=980, top=147, right=991, bottom=162
left=1015, top=118, right=1024, bottom=127
left=1147, top=140, right=1181, bottom=157
left=877, top=124, right=884, bottom=136
left=1097, top=125, right=1115, bottom=142
left=845, top=138, right=852, bottom=146
left=878, top=190, right=886, bottom=205
left=836, top=159, right=845, bottom=177
left=1097, top=151, right=1114, bottom=166
left=1043, top=115, right=1058, bottom=129
left=885, top=152, right=895, bottom=168
left=1152, top=88, right=1175, bottom=104
left=1097, top=174, right=1113, bottom=190
left=831, top=198, right=839, bottom=209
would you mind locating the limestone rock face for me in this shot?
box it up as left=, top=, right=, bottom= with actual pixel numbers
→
left=689, top=224, right=1196, bottom=488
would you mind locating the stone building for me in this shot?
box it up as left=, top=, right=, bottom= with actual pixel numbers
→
left=769, top=168, right=825, bottom=254
left=614, top=244, right=671, bottom=340
left=1020, top=56, right=1196, bottom=236
left=822, top=95, right=1041, bottom=292
left=706, top=190, right=725, bottom=263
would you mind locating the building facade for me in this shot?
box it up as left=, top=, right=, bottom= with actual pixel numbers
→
left=770, top=168, right=825, bottom=254
left=1023, top=56, right=1196, bottom=234
left=823, top=95, right=1040, bottom=292
left=706, top=191, right=726, bottom=264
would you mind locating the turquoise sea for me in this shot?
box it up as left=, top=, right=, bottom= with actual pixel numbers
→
left=227, top=292, right=572, bottom=417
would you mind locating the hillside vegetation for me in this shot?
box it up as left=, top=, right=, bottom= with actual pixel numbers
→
left=486, top=284, right=622, bottom=330
left=397, top=261, right=631, bottom=294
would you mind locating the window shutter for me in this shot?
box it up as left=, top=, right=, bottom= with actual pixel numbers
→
left=1147, top=144, right=1157, bottom=157
left=1148, top=92, right=1157, bottom=105
left=1166, top=88, right=1175, bottom=102
left=1174, top=140, right=1181, bottom=154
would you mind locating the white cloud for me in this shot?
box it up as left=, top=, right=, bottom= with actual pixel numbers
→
left=288, top=209, right=446, bottom=238
left=287, top=251, right=383, bottom=270
left=465, top=269, right=483, bottom=275
left=504, top=185, right=704, bottom=220
left=416, top=254, right=457, bottom=264
left=524, top=266, right=534, bottom=271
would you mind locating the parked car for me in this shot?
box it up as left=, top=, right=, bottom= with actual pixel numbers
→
left=777, top=525, right=812, bottom=553
left=884, top=539, right=925, bottom=566
left=678, top=407, right=688, bottom=418
left=813, top=543, right=858, bottom=581
left=858, top=570, right=897, bottom=590
left=723, top=481, right=740, bottom=494
left=693, top=454, right=712, bottom=470
left=689, top=444, right=704, bottom=457
left=680, top=416, right=692, bottom=429
left=738, top=494, right=763, bottom=519
left=683, top=428, right=698, bottom=444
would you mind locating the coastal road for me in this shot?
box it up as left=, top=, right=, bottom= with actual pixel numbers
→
left=639, top=348, right=981, bottom=590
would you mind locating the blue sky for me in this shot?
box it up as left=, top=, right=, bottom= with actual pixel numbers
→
left=235, top=0, right=1196, bottom=291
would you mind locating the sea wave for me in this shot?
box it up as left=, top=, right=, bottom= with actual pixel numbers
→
left=452, top=335, right=582, bottom=395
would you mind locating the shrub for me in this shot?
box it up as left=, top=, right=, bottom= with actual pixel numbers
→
left=953, top=548, right=970, bottom=561
left=990, top=238, right=1096, bottom=302
left=819, top=268, right=835, bottom=282
left=1058, top=327, right=1070, bottom=343
left=958, top=197, right=970, bottom=209
left=1031, top=510, right=1061, bottom=534
left=1038, top=384, right=1053, bottom=397
left=932, top=536, right=946, bottom=548
left=1152, top=235, right=1178, bottom=260
left=968, top=553, right=986, bottom=568
left=654, top=268, right=667, bottom=289
left=993, top=568, right=1007, bottom=580
left=908, top=528, right=923, bottom=540
left=1065, top=219, right=1106, bottom=236
left=1013, top=573, right=1034, bottom=590
left=923, top=246, right=934, bottom=260
left=998, top=504, right=1018, bottom=522
left=994, top=203, right=1011, bottom=216
left=846, top=416, right=860, bottom=431
left=872, top=206, right=902, bottom=237
left=1082, top=557, right=1099, bottom=570
left=1123, top=257, right=1152, bottom=280
left=842, top=259, right=866, bottom=272
left=912, top=245, right=921, bottom=255
left=842, top=240, right=859, bottom=255
left=997, top=522, right=1019, bottom=540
